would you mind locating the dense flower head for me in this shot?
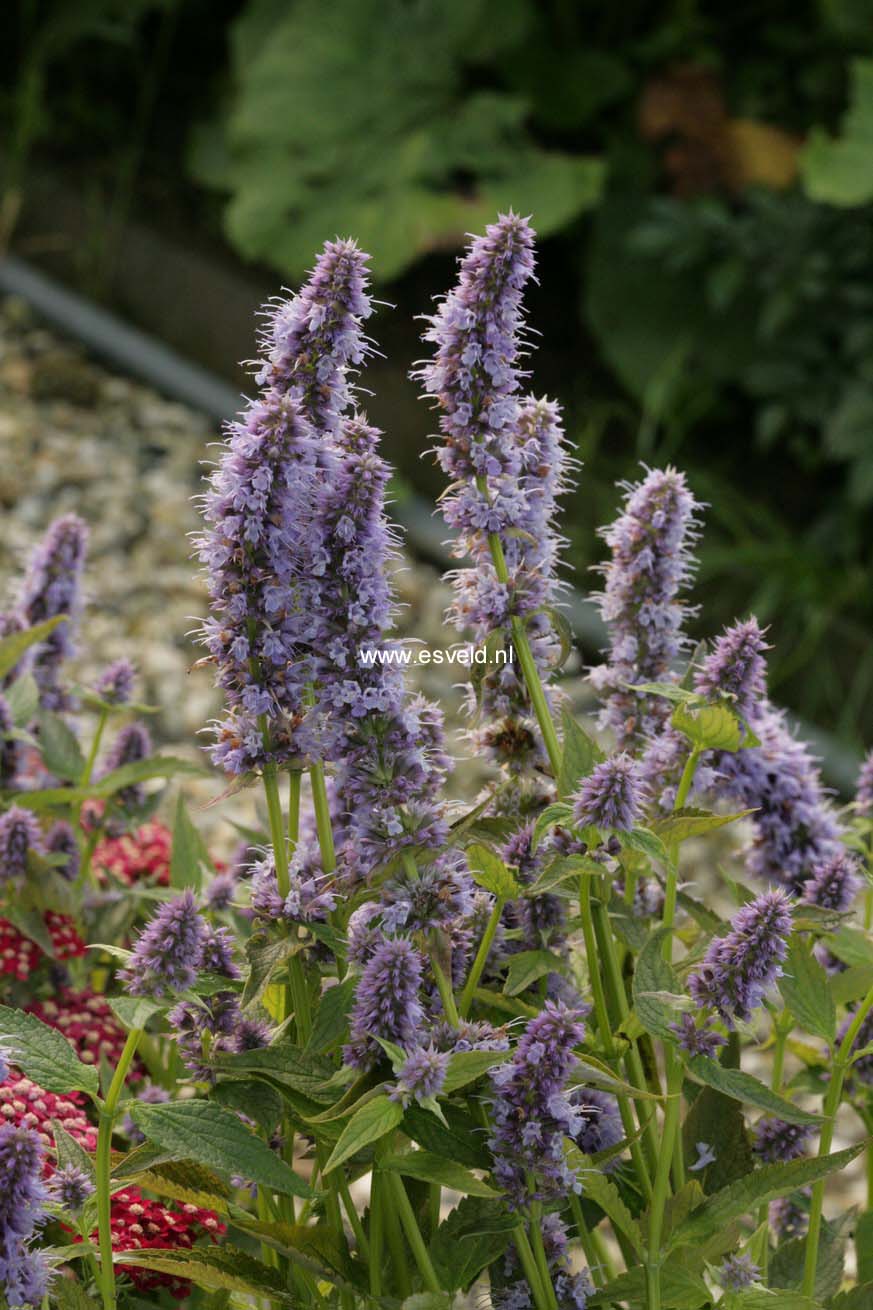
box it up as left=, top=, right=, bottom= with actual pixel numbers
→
left=489, top=1001, right=586, bottom=1204
left=770, top=1192, right=809, bottom=1240
left=573, top=753, right=645, bottom=832
left=389, top=1045, right=450, bottom=1107
left=200, top=924, right=240, bottom=978
left=0, top=913, right=85, bottom=980
left=19, top=513, right=88, bottom=710
left=204, top=869, right=237, bottom=911
left=168, top=991, right=250, bottom=1081
left=0, top=805, right=44, bottom=882
left=51, top=1162, right=95, bottom=1210
left=688, top=889, right=793, bottom=1025
left=802, top=850, right=861, bottom=912
left=93, top=821, right=172, bottom=887
left=0, top=1124, right=51, bottom=1308
left=120, top=889, right=206, bottom=998
left=718, top=705, right=843, bottom=893
left=100, top=721, right=152, bottom=808
left=27, top=989, right=133, bottom=1072
left=572, top=1088, right=623, bottom=1167
left=639, top=723, right=719, bottom=814
left=0, top=692, right=18, bottom=786
left=90, top=1187, right=225, bottom=1298
left=0, top=1071, right=97, bottom=1153
left=45, top=819, right=79, bottom=880
left=753, top=1118, right=814, bottom=1164
left=431, top=1018, right=510, bottom=1054
left=95, top=657, right=136, bottom=705
left=694, top=618, right=769, bottom=718
left=856, top=748, right=873, bottom=817
left=670, top=1012, right=727, bottom=1058
left=250, top=851, right=336, bottom=923
left=720, top=1254, right=760, bottom=1290
left=590, top=467, right=700, bottom=747
left=379, top=859, right=474, bottom=936
left=344, top=936, right=425, bottom=1070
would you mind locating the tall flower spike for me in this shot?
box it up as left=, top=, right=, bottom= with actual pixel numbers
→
left=753, top=1118, right=814, bottom=1164
left=590, top=467, right=700, bottom=748
left=856, top=748, right=873, bottom=817
left=573, top=753, right=645, bottom=832
left=694, top=618, right=769, bottom=719
left=0, top=1124, right=51, bottom=1308
left=95, top=658, right=136, bottom=706
left=688, top=889, right=793, bottom=1026
left=0, top=693, right=19, bottom=786
left=489, top=1000, right=586, bottom=1205
left=802, top=851, right=861, bottom=912
left=344, top=937, right=425, bottom=1070
left=0, top=806, right=44, bottom=883
left=19, top=514, right=88, bottom=711
left=119, top=889, right=206, bottom=998
left=100, top=722, right=152, bottom=808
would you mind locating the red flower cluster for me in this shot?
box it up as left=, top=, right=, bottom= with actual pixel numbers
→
left=28, top=988, right=133, bottom=1073
left=0, top=912, right=86, bottom=980
left=93, top=821, right=172, bottom=887
left=95, top=1188, right=226, bottom=1298
left=0, top=1071, right=97, bottom=1153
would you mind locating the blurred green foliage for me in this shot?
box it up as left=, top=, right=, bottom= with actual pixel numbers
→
left=5, top=0, right=873, bottom=751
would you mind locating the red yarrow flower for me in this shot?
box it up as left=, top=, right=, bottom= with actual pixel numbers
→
left=92, top=820, right=172, bottom=887
left=27, top=989, right=136, bottom=1075
left=0, top=912, right=86, bottom=980
left=90, top=1187, right=225, bottom=1298
left=0, top=1071, right=97, bottom=1155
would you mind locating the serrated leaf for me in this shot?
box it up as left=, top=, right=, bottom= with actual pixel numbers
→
left=832, top=1281, right=873, bottom=1309
left=466, top=843, right=520, bottom=898
left=676, top=890, right=725, bottom=934
left=5, top=673, right=39, bottom=726
left=589, top=1263, right=710, bottom=1308
left=170, top=793, right=211, bottom=890
left=51, top=1119, right=96, bottom=1188
left=672, top=701, right=744, bottom=752
left=403, top=1102, right=490, bottom=1169
left=3, top=904, right=56, bottom=956
left=94, top=756, right=205, bottom=799
left=681, top=1086, right=755, bottom=1194
left=621, top=825, right=672, bottom=866
left=565, top=1143, right=644, bottom=1256
left=826, top=926, right=873, bottom=968
left=503, top=948, right=566, bottom=996
left=36, top=710, right=85, bottom=782
left=528, top=853, right=603, bottom=896
left=242, top=932, right=305, bottom=1009
left=857, top=1210, right=873, bottom=1285
left=0, top=615, right=66, bottom=680
left=770, top=1215, right=847, bottom=1300
left=217, top=1042, right=334, bottom=1101
left=114, top=1245, right=300, bottom=1306
left=0, top=1006, right=98, bottom=1095
left=684, top=1055, right=821, bottom=1125
left=229, top=1215, right=348, bottom=1281
left=625, top=680, right=699, bottom=704
left=632, top=928, right=679, bottom=1040
left=667, top=1144, right=863, bottom=1249
left=830, top=963, right=873, bottom=1008
left=381, top=1150, right=497, bottom=1197
left=558, top=709, right=603, bottom=797
left=128, top=1160, right=234, bottom=1212
left=306, top=976, right=355, bottom=1054
left=213, top=1079, right=283, bottom=1134
left=652, top=807, right=753, bottom=844
left=50, top=1279, right=102, bottom=1310
left=779, top=938, right=836, bottom=1042
left=531, top=802, right=574, bottom=851
left=108, top=996, right=163, bottom=1030
left=323, top=1093, right=402, bottom=1173
left=442, top=1048, right=509, bottom=1093
left=429, top=1196, right=515, bottom=1292
left=130, top=1099, right=311, bottom=1198
left=721, top=1291, right=818, bottom=1309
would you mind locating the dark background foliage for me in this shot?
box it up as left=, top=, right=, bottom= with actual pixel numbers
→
left=3, top=0, right=873, bottom=752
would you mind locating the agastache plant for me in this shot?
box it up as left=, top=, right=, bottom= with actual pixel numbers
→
left=5, top=214, right=873, bottom=1310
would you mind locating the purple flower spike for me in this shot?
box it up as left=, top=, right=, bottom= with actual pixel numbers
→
left=489, top=1000, right=586, bottom=1205
left=389, top=1045, right=450, bottom=1107
left=856, top=748, right=873, bottom=817
left=573, top=754, right=644, bottom=832
left=100, top=721, right=152, bottom=809
left=51, top=1162, right=95, bottom=1211
left=0, top=694, right=19, bottom=787
left=719, top=1254, right=760, bottom=1290
left=46, top=820, right=79, bottom=881
left=95, top=658, right=136, bottom=705
left=802, top=850, right=862, bottom=912
left=670, top=1012, right=726, bottom=1058
left=344, top=937, right=425, bottom=1071
left=200, top=925, right=240, bottom=979
left=694, top=618, right=769, bottom=719
left=688, top=889, right=793, bottom=1026
left=0, top=1124, right=51, bottom=1307
left=753, top=1118, right=813, bottom=1164
left=0, top=806, right=44, bottom=883
left=590, top=467, right=700, bottom=747
left=19, top=514, right=88, bottom=711
left=120, top=888, right=206, bottom=998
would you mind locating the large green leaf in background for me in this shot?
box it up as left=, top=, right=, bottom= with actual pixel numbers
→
left=802, top=58, right=873, bottom=206
left=191, top=0, right=602, bottom=279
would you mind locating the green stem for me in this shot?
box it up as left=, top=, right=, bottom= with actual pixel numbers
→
left=288, top=769, right=302, bottom=850
left=459, top=896, right=504, bottom=1017
left=80, top=708, right=108, bottom=789
left=95, top=1028, right=142, bottom=1310
left=645, top=1059, right=683, bottom=1310
left=802, top=982, right=873, bottom=1299
left=569, top=1194, right=608, bottom=1287
left=431, top=954, right=460, bottom=1027
left=513, top=1224, right=552, bottom=1310
left=337, top=1173, right=369, bottom=1259
left=756, top=1011, right=791, bottom=1274
left=529, top=1198, right=560, bottom=1310
left=368, top=1170, right=384, bottom=1297
left=262, top=763, right=310, bottom=1043
left=387, top=1173, right=441, bottom=1293
left=310, top=760, right=337, bottom=873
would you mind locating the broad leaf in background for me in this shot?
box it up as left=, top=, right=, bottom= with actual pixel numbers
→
left=0, top=1006, right=98, bottom=1095
left=802, top=59, right=873, bottom=206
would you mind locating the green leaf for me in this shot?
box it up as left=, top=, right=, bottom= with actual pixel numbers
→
left=0, top=1006, right=98, bottom=1095
left=123, top=1159, right=234, bottom=1212
left=671, top=701, right=745, bottom=752
left=36, top=710, right=85, bottom=782
left=51, top=1119, right=96, bottom=1189
left=589, top=1262, right=710, bottom=1308
left=242, top=932, right=305, bottom=1009
left=832, top=1282, right=873, bottom=1309
left=217, top=1042, right=334, bottom=1101
left=681, top=1086, right=755, bottom=1194
left=108, top=996, right=163, bottom=1031
left=130, top=1099, right=311, bottom=1198
left=306, top=976, right=355, bottom=1054
left=826, top=926, right=873, bottom=968
left=442, top=1048, right=508, bottom=1093
left=667, top=1144, right=863, bottom=1249
left=632, top=928, right=680, bottom=1040
left=5, top=673, right=39, bottom=726
left=779, top=937, right=836, bottom=1042
left=528, top=853, right=603, bottom=895
left=531, top=802, right=574, bottom=850
left=50, top=1278, right=102, bottom=1310
left=565, top=1144, right=644, bottom=1256
left=466, top=843, right=520, bottom=899
left=93, top=755, right=205, bottom=799
left=557, top=709, right=603, bottom=797
left=652, top=807, right=753, bottom=845
left=429, top=1196, right=515, bottom=1293
left=323, top=1094, right=403, bottom=1173
left=722, top=1291, right=818, bottom=1309
left=770, top=1215, right=847, bottom=1300
left=213, top=1078, right=283, bottom=1134
left=403, top=1102, right=490, bottom=1169
left=624, top=681, right=699, bottom=704
left=381, top=1150, right=497, bottom=1197
left=829, top=963, right=873, bottom=1008
left=114, top=1245, right=300, bottom=1306
left=685, top=1055, right=821, bottom=1125
left=621, top=825, right=671, bottom=866
left=170, top=793, right=210, bottom=890
left=503, top=948, right=566, bottom=996
left=0, top=615, right=66, bottom=680
left=229, top=1215, right=349, bottom=1282
left=676, top=890, right=726, bottom=934
left=802, top=59, right=873, bottom=205
left=857, top=1210, right=873, bottom=1285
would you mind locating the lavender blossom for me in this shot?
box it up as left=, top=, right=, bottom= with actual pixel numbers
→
left=0, top=805, right=44, bottom=883
left=389, top=1045, right=449, bottom=1107
left=250, top=851, right=336, bottom=923
left=590, top=468, right=700, bottom=747
left=169, top=992, right=242, bottom=1081
left=51, top=1162, right=95, bottom=1210
left=694, top=618, right=768, bottom=719
left=100, top=722, right=152, bottom=808
left=201, top=925, right=240, bottom=979
left=344, top=937, right=425, bottom=1070
left=572, top=753, right=645, bottom=832
left=719, top=1254, right=760, bottom=1290
left=94, top=658, right=136, bottom=705
left=46, top=819, right=79, bottom=881
left=770, top=1192, right=809, bottom=1239
left=0, top=693, right=18, bottom=786
left=856, top=748, right=873, bottom=817
left=688, top=889, right=793, bottom=1026
left=572, top=1088, right=623, bottom=1166
left=380, top=860, right=474, bottom=936
left=670, top=1012, right=726, bottom=1058
left=753, top=1118, right=814, bottom=1164
left=204, top=869, right=237, bottom=912
left=19, top=514, right=88, bottom=711
left=119, top=889, right=206, bottom=998
left=0, top=1124, right=51, bottom=1307
left=802, top=851, right=861, bottom=912
left=489, top=1000, right=586, bottom=1205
